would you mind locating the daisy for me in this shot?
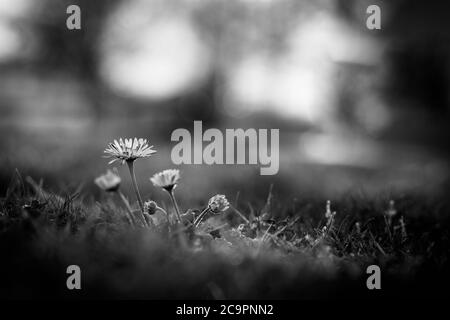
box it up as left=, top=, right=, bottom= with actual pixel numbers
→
left=384, top=200, right=397, bottom=229
left=194, top=194, right=229, bottom=227
left=94, top=169, right=134, bottom=226
left=103, top=138, right=156, bottom=227
left=150, top=169, right=180, bottom=192
left=104, top=138, right=156, bottom=165
left=94, top=169, right=121, bottom=192
left=150, top=169, right=182, bottom=223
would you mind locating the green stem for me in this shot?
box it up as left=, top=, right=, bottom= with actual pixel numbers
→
left=194, top=207, right=210, bottom=227
left=169, top=190, right=182, bottom=223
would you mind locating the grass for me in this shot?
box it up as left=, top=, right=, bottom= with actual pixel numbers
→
left=0, top=172, right=449, bottom=299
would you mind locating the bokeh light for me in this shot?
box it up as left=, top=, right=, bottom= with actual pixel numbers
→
left=100, top=0, right=211, bottom=100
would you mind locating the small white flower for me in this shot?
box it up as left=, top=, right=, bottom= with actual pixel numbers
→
left=104, top=138, right=156, bottom=164
left=385, top=200, right=397, bottom=217
left=94, top=169, right=121, bottom=192
left=208, top=194, right=230, bottom=214
left=150, top=169, right=180, bottom=192
left=399, top=216, right=407, bottom=241
left=150, top=169, right=182, bottom=223
left=325, top=200, right=335, bottom=219
left=355, top=222, right=361, bottom=234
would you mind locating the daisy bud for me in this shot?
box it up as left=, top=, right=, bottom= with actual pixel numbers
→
left=208, top=195, right=230, bottom=214
left=144, top=200, right=157, bottom=215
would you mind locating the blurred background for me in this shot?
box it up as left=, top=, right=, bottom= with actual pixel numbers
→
left=0, top=0, right=449, bottom=206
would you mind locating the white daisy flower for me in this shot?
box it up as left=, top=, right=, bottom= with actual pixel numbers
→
left=94, top=169, right=121, bottom=192
left=150, top=169, right=180, bottom=192
left=103, top=138, right=156, bottom=227
left=104, top=138, right=156, bottom=164
left=150, top=169, right=182, bottom=223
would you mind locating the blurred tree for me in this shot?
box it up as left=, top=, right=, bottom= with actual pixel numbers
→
left=31, top=0, right=122, bottom=119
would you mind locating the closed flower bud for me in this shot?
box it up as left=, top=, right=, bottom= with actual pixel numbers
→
left=208, top=194, right=230, bottom=214
left=144, top=200, right=157, bottom=215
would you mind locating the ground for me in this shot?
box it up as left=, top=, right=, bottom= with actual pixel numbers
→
left=0, top=173, right=449, bottom=299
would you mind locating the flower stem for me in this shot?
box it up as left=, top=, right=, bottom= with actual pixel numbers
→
left=169, top=190, right=182, bottom=223
left=156, top=205, right=171, bottom=229
left=155, top=205, right=168, bottom=216
left=143, top=213, right=155, bottom=228
left=117, top=190, right=135, bottom=227
left=194, top=207, right=210, bottom=227
left=126, top=161, right=148, bottom=227
left=156, top=205, right=170, bottom=223
left=230, top=205, right=250, bottom=224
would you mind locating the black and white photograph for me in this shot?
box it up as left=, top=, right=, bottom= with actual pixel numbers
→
left=0, top=0, right=449, bottom=308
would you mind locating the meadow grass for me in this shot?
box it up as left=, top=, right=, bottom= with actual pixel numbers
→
left=0, top=171, right=449, bottom=299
